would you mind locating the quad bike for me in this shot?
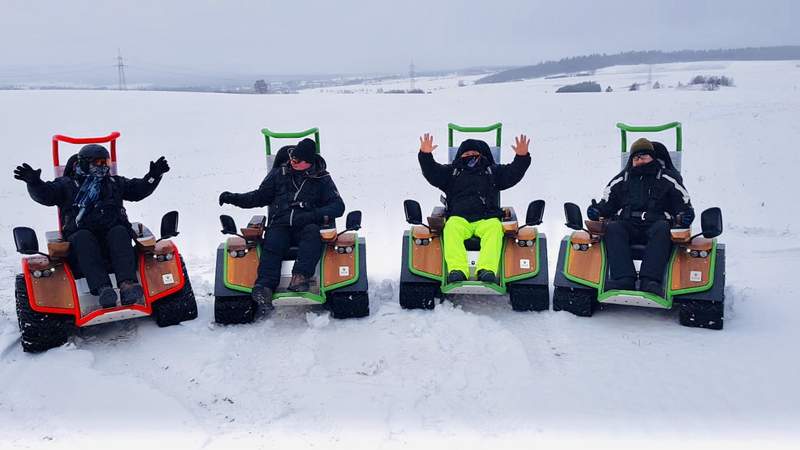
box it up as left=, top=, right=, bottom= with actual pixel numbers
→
left=213, top=127, right=369, bottom=323
left=399, top=122, right=549, bottom=311
left=552, top=122, right=726, bottom=329
left=13, top=132, right=197, bottom=353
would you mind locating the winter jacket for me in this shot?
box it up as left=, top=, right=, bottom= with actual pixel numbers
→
left=225, top=155, right=345, bottom=228
left=595, top=154, right=693, bottom=226
left=418, top=142, right=530, bottom=222
left=26, top=169, right=163, bottom=238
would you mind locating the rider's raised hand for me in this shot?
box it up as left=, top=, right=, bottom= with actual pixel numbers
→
left=419, top=133, right=438, bottom=154
left=512, top=134, right=531, bottom=156
left=13, top=163, right=42, bottom=184
left=149, top=156, right=170, bottom=178
left=219, top=191, right=234, bottom=206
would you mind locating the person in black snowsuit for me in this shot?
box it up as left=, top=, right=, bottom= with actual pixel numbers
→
left=14, top=145, right=170, bottom=308
left=417, top=133, right=531, bottom=283
left=218, top=138, right=345, bottom=316
left=587, top=137, right=694, bottom=295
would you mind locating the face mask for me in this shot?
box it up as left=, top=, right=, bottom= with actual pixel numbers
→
left=88, top=164, right=110, bottom=177
left=465, top=155, right=481, bottom=168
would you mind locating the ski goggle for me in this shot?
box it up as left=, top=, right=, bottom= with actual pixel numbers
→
left=632, top=153, right=653, bottom=161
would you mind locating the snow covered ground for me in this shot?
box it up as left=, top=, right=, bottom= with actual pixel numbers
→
left=1, top=60, right=799, bottom=449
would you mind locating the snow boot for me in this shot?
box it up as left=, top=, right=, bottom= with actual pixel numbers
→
left=98, top=285, right=118, bottom=309
left=119, top=280, right=144, bottom=306
left=251, top=284, right=274, bottom=319
left=605, top=277, right=636, bottom=291
left=447, top=270, right=467, bottom=283
left=476, top=269, right=497, bottom=284
left=640, top=278, right=665, bottom=297
left=287, top=274, right=310, bottom=292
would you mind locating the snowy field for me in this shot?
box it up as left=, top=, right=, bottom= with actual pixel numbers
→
left=0, top=60, right=799, bottom=449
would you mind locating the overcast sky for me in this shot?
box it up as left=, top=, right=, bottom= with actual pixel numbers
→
left=1, top=0, right=798, bottom=83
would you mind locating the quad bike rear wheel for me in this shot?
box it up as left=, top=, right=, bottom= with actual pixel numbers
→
left=553, top=286, right=598, bottom=317
left=215, top=295, right=256, bottom=324
left=399, top=282, right=438, bottom=310
left=679, top=299, right=724, bottom=330
left=508, top=285, right=550, bottom=312
left=15, top=274, right=75, bottom=353
left=326, top=291, right=370, bottom=319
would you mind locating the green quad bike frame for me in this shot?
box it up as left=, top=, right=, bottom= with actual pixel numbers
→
left=213, top=127, right=369, bottom=323
left=399, top=123, right=550, bottom=312
left=552, top=122, right=727, bottom=329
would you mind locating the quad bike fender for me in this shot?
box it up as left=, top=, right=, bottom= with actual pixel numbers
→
left=401, top=231, right=442, bottom=285
left=221, top=236, right=260, bottom=294
left=554, top=237, right=598, bottom=291
left=672, top=244, right=725, bottom=303
left=323, top=237, right=368, bottom=294
left=139, top=240, right=186, bottom=303
left=504, top=233, right=549, bottom=287
left=22, top=256, right=79, bottom=315
left=321, top=233, right=360, bottom=291
left=561, top=232, right=605, bottom=289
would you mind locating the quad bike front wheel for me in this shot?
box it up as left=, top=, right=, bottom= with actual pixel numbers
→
left=152, top=257, right=198, bottom=327
left=15, top=274, right=75, bottom=353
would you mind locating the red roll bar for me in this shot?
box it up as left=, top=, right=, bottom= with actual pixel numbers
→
left=52, top=131, right=120, bottom=167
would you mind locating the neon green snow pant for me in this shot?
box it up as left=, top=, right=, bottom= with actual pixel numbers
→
left=443, top=216, right=503, bottom=278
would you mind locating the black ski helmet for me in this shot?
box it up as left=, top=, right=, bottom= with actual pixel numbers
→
left=77, top=144, right=110, bottom=171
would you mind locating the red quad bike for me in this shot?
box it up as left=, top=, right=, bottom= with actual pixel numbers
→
left=13, top=132, right=197, bottom=353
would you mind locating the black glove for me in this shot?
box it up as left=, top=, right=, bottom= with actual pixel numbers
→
left=676, top=209, right=695, bottom=228
left=13, top=163, right=42, bottom=184
left=219, top=191, right=235, bottom=206
left=289, top=201, right=312, bottom=210
left=149, top=156, right=170, bottom=178
left=587, top=199, right=601, bottom=221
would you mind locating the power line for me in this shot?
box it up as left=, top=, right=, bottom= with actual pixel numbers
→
left=409, top=60, right=416, bottom=91
left=116, top=49, right=127, bottom=90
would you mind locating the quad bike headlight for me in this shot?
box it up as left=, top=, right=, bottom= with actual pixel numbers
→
left=336, top=246, right=346, bottom=254
left=690, top=250, right=700, bottom=258
left=526, top=240, right=535, bottom=247
left=414, top=238, right=422, bottom=245
left=165, top=252, right=174, bottom=261
left=699, top=250, right=709, bottom=258
left=345, top=246, right=353, bottom=254
left=229, top=250, right=238, bottom=257
left=33, top=270, right=42, bottom=278
left=42, top=268, right=53, bottom=277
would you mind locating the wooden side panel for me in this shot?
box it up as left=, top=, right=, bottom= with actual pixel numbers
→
left=503, top=237, right=537, bottom=279
left=31, top=265, right=75, bottom=309
left=411, top=236, right=443, bottom=277
left=142, top=256, right=182, bottom=297
left=566, top=242, right=603, bottom=285
left=226, top=250, right=260, bottom=288
left=671, top=249, right=713, bottom=291
left=323, top=247, right=356, bottom=288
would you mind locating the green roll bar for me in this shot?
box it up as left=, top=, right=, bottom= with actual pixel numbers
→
left=261, top=127, right=320, bottom=155
left=616, top=122, right=682, bottom=153
left=448, top=122, right=502, bottom=147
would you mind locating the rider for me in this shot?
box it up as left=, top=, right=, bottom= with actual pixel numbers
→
left=218, top=138, right=345, bottom=317
left=587, top=137, right=694, bottom=295
left=417, top=133, right=531, bottom=283
left=14, top=145, right=170, bottom=308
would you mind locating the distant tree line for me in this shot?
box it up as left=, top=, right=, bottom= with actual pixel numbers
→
left=476, top=46, right=800, bottom=84
left=556, top=81, right=602, bottom=93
